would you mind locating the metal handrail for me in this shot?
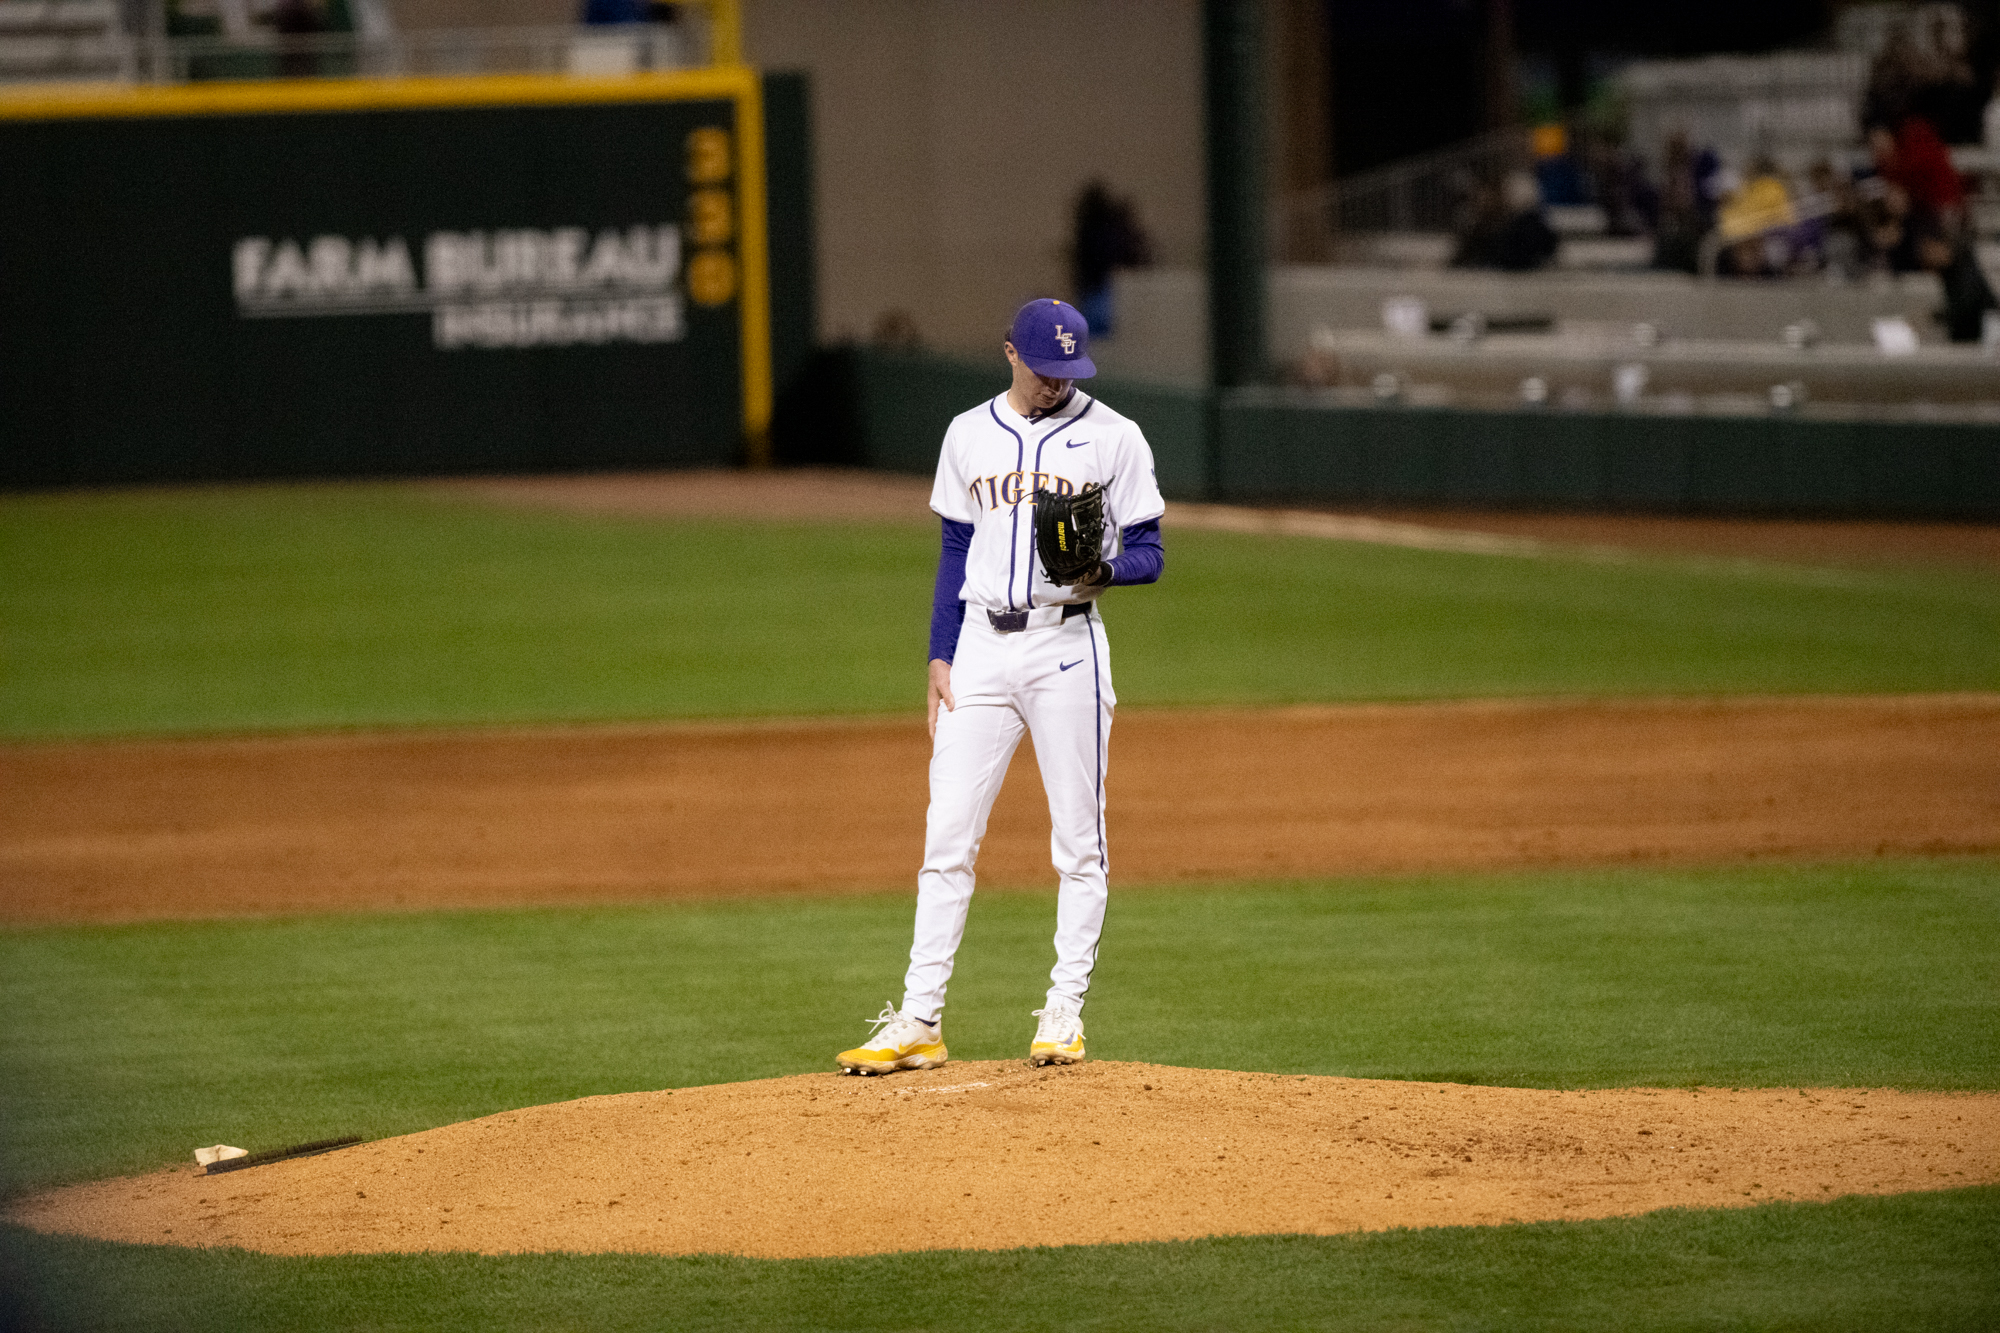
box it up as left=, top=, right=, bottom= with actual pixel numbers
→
left=113, top=23, right=713, bottom=83
left=1273, top=124, right=1532, bottom=247
left=0, top=0, right=745, bottom=83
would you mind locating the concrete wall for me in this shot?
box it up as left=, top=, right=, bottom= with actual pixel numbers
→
left=1098, top=266, right=1960, bottom=387
left=744, top=0, right=1203, bottom=358
left=384, top=1, right=1206, bottom=359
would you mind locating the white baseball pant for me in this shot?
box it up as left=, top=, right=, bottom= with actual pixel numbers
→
left=902, top=603, right=1115, bottom=1021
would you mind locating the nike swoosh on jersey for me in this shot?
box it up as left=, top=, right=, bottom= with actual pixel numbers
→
left=1065, top=440, right=1089, bottom=448
left=1059, top=659, right=1083, bottom=671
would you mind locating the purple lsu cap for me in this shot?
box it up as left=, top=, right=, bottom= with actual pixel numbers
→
left=1009, top=298, right=1096, bottom=379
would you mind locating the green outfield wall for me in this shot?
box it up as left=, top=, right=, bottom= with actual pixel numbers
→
left=1218, top=389, right=2000, bottom=518
left=1, top=69, right=813, bottom=488
left=775, top=347, right=1211, bottom=497
left=828, top=349, right=1999, bottom=519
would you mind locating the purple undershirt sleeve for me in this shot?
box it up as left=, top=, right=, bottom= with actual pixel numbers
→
left=1108, top=519, right=1164, bottom=586
left=929, top=518, right=973, bottom=662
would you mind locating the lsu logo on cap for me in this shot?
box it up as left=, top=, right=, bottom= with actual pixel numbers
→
left=1010, top=298, right=1097, bottom=379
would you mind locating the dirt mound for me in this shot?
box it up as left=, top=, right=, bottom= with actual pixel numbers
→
left=4, top=695, right=1995, bottom=923
left=13, top=1063, right=1995, bottom=1259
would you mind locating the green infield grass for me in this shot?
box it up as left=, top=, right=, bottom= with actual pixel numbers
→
left=5, top=1186, right=1996, bottom=1333
left=7, top=860, right=1994, bottom=1193
left=3, top=860, right=1994, bottom=1329
left=3, top=484, right=1996, bottom=738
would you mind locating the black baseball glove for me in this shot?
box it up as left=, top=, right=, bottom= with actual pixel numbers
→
left=1034, top=480, right=1112, bottom=587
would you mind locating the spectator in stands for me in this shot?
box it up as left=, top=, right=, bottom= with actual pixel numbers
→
left=1530, top=123, right=1589, bottom=207
left=1866, top=114, right=1995, bottom=341
left=1809, top=158, right=1869, bottom=277
left=1921, top=227, right=2000, bottom=341
left=1712, top=157, right=1837, bottom=278
left=1451, top=170, right=1559, bottom=272
left=1920, top=224, right=2000, bottom=340
left=1864, top=6, right=1991, bottom=144
left=1584, top=129, right=1660, bottom=238
left=582, top=0, right=678, bottom=21
left=1071, top=181, right=1153, bottom=337
left=1864, top=22, right=1932, bottom=132
left=1869, top=116, right=1967, bottom=249
left=1652, top=132, right=1723, bottom=274
left=1915, top=4, right=1987, bottom=144
left=1855, top=173, right=1915, bottom=271
left=577, top=1, right=682, bottom=70
left=265, top=0, right=327, bottom=77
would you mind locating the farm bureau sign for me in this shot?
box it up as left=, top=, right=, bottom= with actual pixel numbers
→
left=232, top=225, right=684, bottom=349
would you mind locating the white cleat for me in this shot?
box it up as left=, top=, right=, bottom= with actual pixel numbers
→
left=836, top=1004, right=947, bottom=1075
left=1029, top=1004, right=1085, bottom=1065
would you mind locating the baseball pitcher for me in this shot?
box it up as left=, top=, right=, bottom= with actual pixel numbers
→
left=838, top=298, right=1166, bottom=1074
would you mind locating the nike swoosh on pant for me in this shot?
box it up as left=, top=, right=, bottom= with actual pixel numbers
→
left=1059, top=660, right=1083, bottom=671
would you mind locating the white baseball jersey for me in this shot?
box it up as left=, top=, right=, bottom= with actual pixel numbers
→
left=929, top=389, right=1166, bottom=610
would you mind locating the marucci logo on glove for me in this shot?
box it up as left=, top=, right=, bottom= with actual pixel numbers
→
left=1034, top=479, right=1111, bottom=586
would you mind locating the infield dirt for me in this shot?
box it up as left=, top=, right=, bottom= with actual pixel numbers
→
left=13, top=1062, right=1997, bottom=1258
left=3, top=693, right=1995, bottom=922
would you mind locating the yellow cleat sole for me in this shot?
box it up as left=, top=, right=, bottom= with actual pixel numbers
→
left=836, top=1044, right=947, bottom=1075
left=1029, top=1045, right=1085, bottom=1066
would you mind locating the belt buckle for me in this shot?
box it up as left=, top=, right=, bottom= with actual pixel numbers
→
left=987, top=609, right=1029, bottom=633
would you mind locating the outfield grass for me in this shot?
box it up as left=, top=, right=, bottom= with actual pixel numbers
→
left=1, top=859, right=1995, bottom=1329
left=6, top=1187, right=1996, bottom=1333
left=3, top=485, right=1996, bottom=738
left=4, top=860, right=1993, bottom=1194
left=6, top=484, right=1996, bottom=1328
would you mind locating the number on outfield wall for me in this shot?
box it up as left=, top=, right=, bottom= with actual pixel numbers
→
left=684, top=127, right=736, bottom=308
left=686, top=126, right=732, bottom=184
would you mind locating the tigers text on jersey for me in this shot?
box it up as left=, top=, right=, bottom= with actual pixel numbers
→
left=929, top=389, right=1166, bottom=612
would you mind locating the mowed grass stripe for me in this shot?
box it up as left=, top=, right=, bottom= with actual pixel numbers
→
left=4, top=860, right=1994, bottom=1329
left=3, top=860, right=1993, bottom=1196
left=3, top=485, right=1997, bottom=738
left=5, top=1186, right=1997, bottom=1333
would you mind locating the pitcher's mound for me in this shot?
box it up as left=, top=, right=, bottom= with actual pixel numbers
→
left=13, top=1062, right=1997, bottom=1259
